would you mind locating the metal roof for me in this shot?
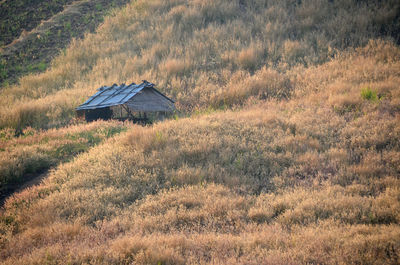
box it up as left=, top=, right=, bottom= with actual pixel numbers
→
left=76, top=81, right=174, bottom=110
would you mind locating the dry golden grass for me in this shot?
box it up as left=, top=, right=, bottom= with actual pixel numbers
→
left=1, top=42, right=399, bottom=264
left=237, top=44, right=264, bottom=72
left=162, top=58, right=191, bottom=77
left=0, top=120, right=128, bottom=194
left=0, top=0, right=399, bottom=264
left=0, top=0, right=399, bottom=131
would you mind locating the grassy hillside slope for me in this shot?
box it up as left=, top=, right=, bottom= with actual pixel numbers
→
left=0, top=0, right=399, bottom=131
left=1, top=42, right=399, bottom=264
left=0, top=0, right=130, bottom=87
left=0, top=120, right=128, bottom=204
left=0, top=0, right=75, bottom=46
left=0, top=0, right=399, bottom=264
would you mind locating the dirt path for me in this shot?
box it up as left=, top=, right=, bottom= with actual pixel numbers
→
left=0, top=169, right=49, bottom=208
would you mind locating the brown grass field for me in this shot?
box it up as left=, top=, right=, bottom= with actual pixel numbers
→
left=0, top=0, right=399, bottom=264
left=0, top=120, right=128, bottom=202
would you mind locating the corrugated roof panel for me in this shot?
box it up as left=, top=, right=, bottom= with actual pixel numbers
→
left=82, top=90, right=103, bottom=103
left=101, top=89, right=118, bottom=96
left=102, top=93, right=128, bottom=105
left=84, top=95, right=109, bottom=106
left=75, top=81, right=175, bottom=111
left=76, top=82, right=157, bottom=110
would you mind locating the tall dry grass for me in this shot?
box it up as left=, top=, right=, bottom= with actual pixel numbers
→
left=0, top=120, right=128, bottom=195
left=1, top=43, right=399, bottom=264
left=0, top=0, right=399, bottom=131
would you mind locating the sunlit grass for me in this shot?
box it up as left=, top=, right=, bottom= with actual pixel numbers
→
left=0, top=0, right=399, bottom=264
left=0, top=0, right=398, bottom=131
left=1, top=42, right=399, bottom=263
left=0, top=120, right=129, bottom=194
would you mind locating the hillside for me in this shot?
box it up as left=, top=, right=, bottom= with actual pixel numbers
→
left=0, top=0, right=399, bottom=131
left=0, top=120, right=128, bottom=205
left=0, top=0, right=75, bottom=46
left=1, top=43, right=400, bottom=263
left=1, top=0, right=400, bottom=264
left=0, top=0, right=130, bottom=87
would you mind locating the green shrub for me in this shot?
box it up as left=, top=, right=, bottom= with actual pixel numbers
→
left=361, top=87, right=377, bottom=101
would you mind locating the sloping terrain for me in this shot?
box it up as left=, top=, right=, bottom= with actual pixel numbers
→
left=0, top=0, right=130, bottom=87
left=1, top=41, right=399, bottom=264
left=0, top=120, right=128, bottom=205
left=0, top=0, right=399, bottom=264
left=0, top=0, right=399, bottom=131
left=0, top=0, right=75, bottom=47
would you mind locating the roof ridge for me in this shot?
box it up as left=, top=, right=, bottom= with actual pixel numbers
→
left=76, top=81, right=174, bottom=110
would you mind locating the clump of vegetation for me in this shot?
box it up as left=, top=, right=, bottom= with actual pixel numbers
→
left=361, top=87, right=378, bottom=101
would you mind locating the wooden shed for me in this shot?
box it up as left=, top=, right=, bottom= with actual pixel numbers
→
left=76, top=81, right=175, bottom=122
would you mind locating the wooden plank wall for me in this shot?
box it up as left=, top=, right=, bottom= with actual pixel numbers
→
left=126, top=88, right=175, bottom=112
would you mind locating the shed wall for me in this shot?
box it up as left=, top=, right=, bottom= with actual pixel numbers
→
left=125, top=88, right=175, bottom=112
